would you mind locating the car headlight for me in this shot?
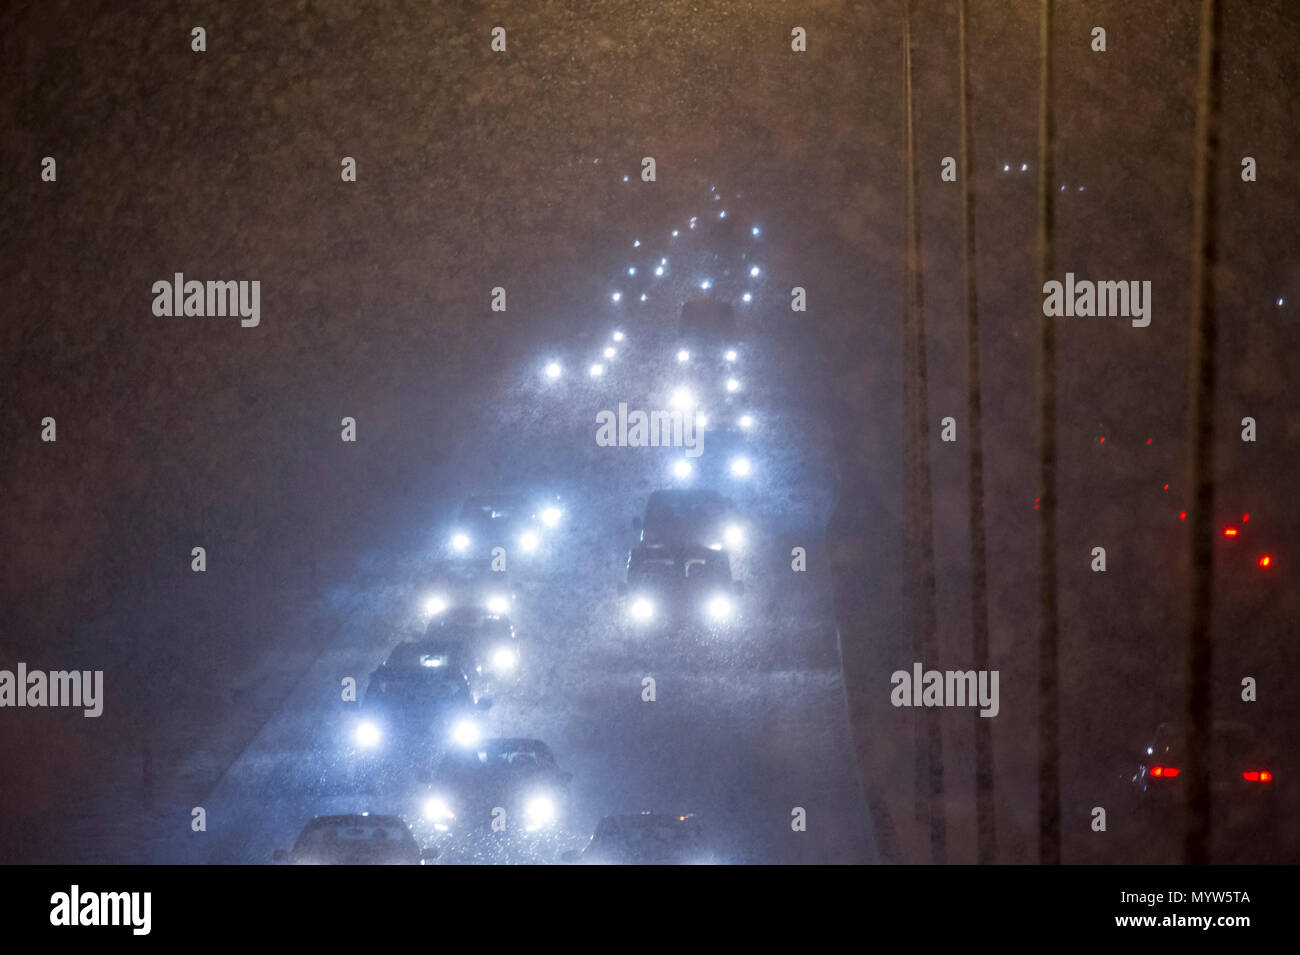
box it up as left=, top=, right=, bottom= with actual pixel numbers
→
left=451, top=719, right=481, bottom=747
left=730, top=457, right=751, bottom=477
left=706, top=594, right=733, bottom=621
left=725, top=378, right=740, bottom=393
left=540, top=506, right=562, bottom=527
left=525, top=795, right=557, bottom=829
left=451, top=533, right=470, bottom=552
left=738, top=414, right=754, bottom=430
left=519, top=530, right=540, bottom=553
left=724, top=524, right=744, bottom=547
left=491, top=646, right=517, bottom=671
left=725, top=349, right=738, bottom=362
left=486, top=595, right=510, bottom=614
left=630, top=597, right=655, bottom=622
left=677, top=349, right=690, bottom=363
left=670, top=386, right=695, bottom=411
left=672, top=460, right=693, bottom=480
left=423, top=595, right=448, bottom=616
left=355, top=721, right=382, bottom=748
left=423, top=797, right=455, bottom=822
left=544, top=361, right=562, bottom=380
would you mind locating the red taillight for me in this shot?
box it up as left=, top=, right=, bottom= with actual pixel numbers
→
left=1258, top=555, right=1272, bottom=568
left=1179, top=511, right=1187, bottom=520
left=1224, top=527, right=1239, bottom=537
left=1151, top=766, right=1180, bottom=778
left=1242, top=513, right=1250, bottom=522
left=1243, top=770, right=1273, bottom=783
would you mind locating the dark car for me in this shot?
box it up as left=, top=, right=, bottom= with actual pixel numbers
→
left=426, top=607, right=521, bottom=697
left=351, top=641, right=487, bottom=755
left=1124, top=719, right=1279, bottom=858
left=447, top=494, right=547, bottom=561
left=273, top=814, right=434, bottom=865
left=423, top=558, right=515, bottom=618
left=678, top=299, right=740, bottom=359
left=619, top=544, right=743, bottom=629
left=565, top=812, right=716, bottom=865
left=418, top=738, right=572, bottom=837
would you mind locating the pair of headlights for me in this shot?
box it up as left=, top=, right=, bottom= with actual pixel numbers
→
left=630, top=593, right=734, bottom=623
left=423, top=594, right=511, bottom=616
left=354, top=717, right=482, bottom=750
left=422, top=794, right=557, bottom=830
left=670, top=458, right=752, bottom=480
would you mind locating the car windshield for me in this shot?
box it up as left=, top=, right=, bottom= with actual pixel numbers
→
left=646, top=492, right=725, bottom=523
left=643, top=494, right=727, bottom=543
left=460, top=499, right=526, bottom=531
left=433, top=559, right=495, bottom=584
left=440, top=741, right=553, bottom=775
left=385, top=642, right=464, bottom=669
left=375, top=670, right=466, bottom=703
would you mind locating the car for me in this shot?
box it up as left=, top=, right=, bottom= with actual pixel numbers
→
left=421, top=558, right=515, bottom=618
left=563, top=812, right=716, bottom=864
left=633, top=488, right=745, bottom=552
left=426, top=607, right=521, bottom=698
left=446, top=494, right=561, bottom=561
left=350, top=641, right=489, bottom=757
left=1123, top=718, right=1279, bottom=859
left=418, top=738, right=573, bottom=837
left=678, top=299, right=740, bottom=365
left=619, top=544, right=744, bottom=629
left=273, top=814, right=435, bottom=865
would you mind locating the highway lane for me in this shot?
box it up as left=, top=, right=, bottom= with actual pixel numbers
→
left=146, top=279, right=874, bottom=864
